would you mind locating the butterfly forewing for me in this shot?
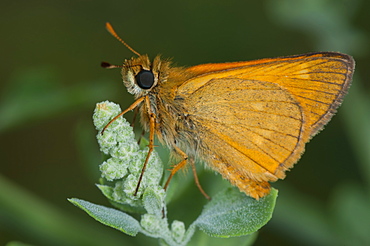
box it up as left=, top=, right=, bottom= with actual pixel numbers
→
left=183, top=53, right=354, bottom=137
left=175, top=52, right=353, bottom=198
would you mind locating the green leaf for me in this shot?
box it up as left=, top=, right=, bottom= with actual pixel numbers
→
left=188, top=231, right=257, bottom=246
left=143, top=187, right=166, bottom=216
left=96, top=184, right=146, bottom=214
left=193, top=187, right=277, bottom=237
left=68, top=198, right=142, bottom=236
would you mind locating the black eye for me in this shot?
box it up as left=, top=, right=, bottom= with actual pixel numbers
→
left=135, top=70, right=154, bottom=89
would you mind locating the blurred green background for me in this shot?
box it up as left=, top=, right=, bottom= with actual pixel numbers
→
left=1, top=0, right=369, bottom=245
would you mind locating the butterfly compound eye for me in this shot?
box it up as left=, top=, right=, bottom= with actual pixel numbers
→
left=135, top=70, right=155, bottom=89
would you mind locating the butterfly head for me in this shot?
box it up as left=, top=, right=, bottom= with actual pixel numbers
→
left=121, top=55, right=171, bottom=98
left=103, top=23, right=173, bottom=98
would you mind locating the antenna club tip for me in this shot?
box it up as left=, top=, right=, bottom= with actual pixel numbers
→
left=103, top=22, right=141, bottom=57
left=105, top=22, right=113, bottom=31
left=101, top=62, right=111, bottom=68
left=101, top=62, right=121, bottom=69
left=101, top=62, right=123, bottom=69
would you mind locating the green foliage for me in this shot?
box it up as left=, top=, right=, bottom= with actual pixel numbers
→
left=195, top=188, right=277, bottom=237
left=69, top=198, right=142, bottom=236
left=69, top=101, right=278, bottom=245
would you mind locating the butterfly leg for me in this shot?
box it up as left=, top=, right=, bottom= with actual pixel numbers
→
left=134, top=96, right=156, bottom=196
left=164, top=146, right=210, bottom=200
left=130, top=107, right=139, bottom=128
left=189, top=158, right=211, bottom=200
left=101, top=96, right=145, bottom=134
left=129, top=107, right=147, bottom=145
left=163, top=146, right=187, bottom=191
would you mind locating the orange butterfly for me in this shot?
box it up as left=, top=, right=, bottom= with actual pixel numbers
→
left=102, top=23, right=355, bottom=199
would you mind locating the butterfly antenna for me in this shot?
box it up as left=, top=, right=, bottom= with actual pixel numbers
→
left=101, top=61, right=123, bottom=69
left=105, top=22, right=141, bottom=57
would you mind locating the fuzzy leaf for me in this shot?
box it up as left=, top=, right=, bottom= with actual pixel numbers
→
left=188, top=231, right=257, bottom=246
left=143, top=187, right=166, bottom=216
left=194, top=187, right=277, bottom=237
left=96, top=184, right=146, bottom=214
left=68, top=198, right=142, bottom=236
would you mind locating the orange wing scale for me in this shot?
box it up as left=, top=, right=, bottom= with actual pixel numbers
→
left=178, top=52, right=354, bottom=199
